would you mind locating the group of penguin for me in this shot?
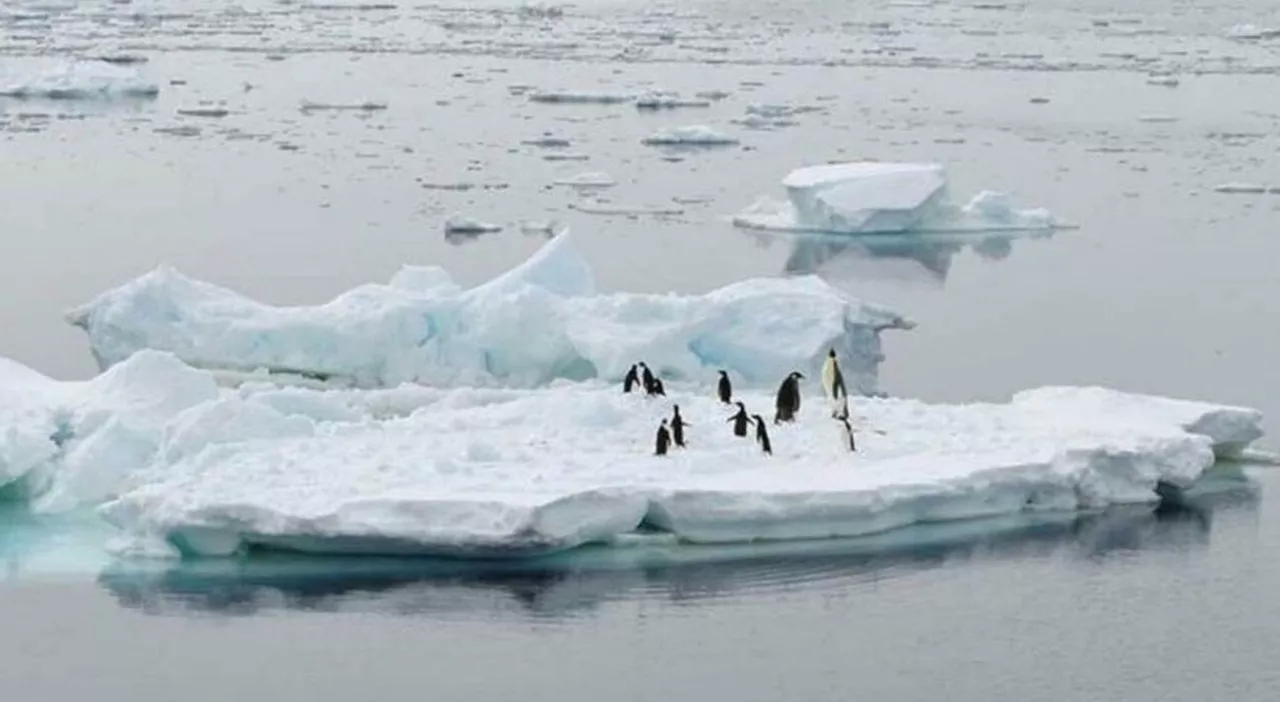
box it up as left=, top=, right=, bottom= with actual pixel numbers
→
left=623, top=350, right=859, bottom=458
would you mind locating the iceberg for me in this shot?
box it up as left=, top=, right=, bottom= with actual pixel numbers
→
left=97, top=381, right=1266, bottom=559
left=67, top=231, right=912, bottom=394
left=0, top=60, right=160, bottom=100
left=734, top=162, right=1063, bottom=235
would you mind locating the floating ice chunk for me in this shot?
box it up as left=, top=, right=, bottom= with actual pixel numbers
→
left=735, top=162, right=1063, bottom=235
left=0, top=60, right=159, bottom=99
left=98, top=383, right=1265, bottom=558
left=1225, top=24, right=1280, bottom=40
left=299, top=100, right=388, bottom=111
left=783, top=162, right=948, bottom=234
left=553, top=171, right=616, bottom=188
left=1146, top=75, right=1179, bottom=87
left=68, top=231, right=910, bottom=392
left=641, top=125, right=740, bottom=146
left=1213, top=182, right=1270, bottom=194
left=444, top=215, right=502, bottom=234
left=528, top=90, right=634, bottom=104
left=635, top=91, right=712, bottom=109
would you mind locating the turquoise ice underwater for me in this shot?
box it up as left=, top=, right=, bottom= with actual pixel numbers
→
left=6, top=0, right=1280, bottom=697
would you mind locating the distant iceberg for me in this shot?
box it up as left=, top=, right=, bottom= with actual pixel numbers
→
left=734, top=162, right=1062, bottom=235
left=95, top=381, right=1265, bottom=559
left=67, top=231, right=912, bottom=394
left=0, top=60, right=160, bottom=100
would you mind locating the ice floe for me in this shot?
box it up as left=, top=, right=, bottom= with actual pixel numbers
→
left=67, top=231, right=911, bottom=393
left=528, top=90, right=634, bottom=104
left=635, top=91, right=712, bottom=109
left=95, top=381, right=1265, bottom=558
left=641, top=125, right=740, bottom=146
left=0, top=60, right=159, bottom=100
left=553, top=171, right=616, bottom=188
left=734, top=162, right=1062, bottom=235
left=443, top=215, right=503, bottom=234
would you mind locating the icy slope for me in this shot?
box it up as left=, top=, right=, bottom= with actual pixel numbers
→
left=0, top=351, right=218, bottom=505
left=99, top=381, right=1264, bottom=559
left=734, top=162, right=1061, bottom=235
left=67, top=231, right=911, bottom=394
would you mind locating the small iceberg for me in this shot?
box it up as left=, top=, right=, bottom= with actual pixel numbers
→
left=95, top=382, right=1266, bottom=559
left=553, top=171, right=616, bottom=188
left=66, top=231, right=912, bottom=393
left=733, top=162, right=1063, bottom=235
left=635, top=91, right=712, bottom=109
left=443, top=215, right=503, bottom=234
left=641, top=125, right=740, bottom=147
left=0, top=60, right=159, bottom=100
left=528, top=90, right=634, bottom=105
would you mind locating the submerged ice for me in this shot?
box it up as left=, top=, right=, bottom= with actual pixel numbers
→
left=734, top=162, right=1061, bottom=235
left=93, top=380, right=1264, bottom=558
left=0, top=60, right=160, bottom=100
left=67, top=231, right=911, bottom=394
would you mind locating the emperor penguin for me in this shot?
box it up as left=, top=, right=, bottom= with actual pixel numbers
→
left=727, top=401, right=751, bottom=437
left=717, top=370, right=732, bottom=404
left=655, top=419, right=671, bottom=456
left=751, top=414, right=772, bottom=455
left=623, top=364, right=639, bottom=393
left=774, top=371, right=804, bottom=424
left=671, top=405, right=689, bottom=447
left=821, top=348, right=849, bottom=418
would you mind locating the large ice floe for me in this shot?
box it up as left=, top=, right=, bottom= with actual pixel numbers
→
left=0, top=60, right=160, bottom=100
left=734, top=162, right=1063, bottom=235
left=66, top=231, right=911, bottom=394
left=89, top=378, right=1264, bottom=559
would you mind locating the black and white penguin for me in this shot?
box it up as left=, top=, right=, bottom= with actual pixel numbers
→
left=774, top=371, right=804, bottom=424
left=717, top=370, right=732, bottom=405
left=649, top=376, right=666, bottom=397
left=655, top=419, right=671, bottom=456
left=837, top=416, right=856, bottom=452
left=727, top=401, right=751, bottom=437
left=623, top=364, right=639, bottom=393
left=671, top=405, right=689, bottom=447
left=640, top=363, right=655, bottom=393
left=751, top=414, right=772, bottom=455
left=821, top=348, right=849, bottom=418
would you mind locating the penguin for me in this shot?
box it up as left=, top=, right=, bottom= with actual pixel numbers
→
left=649, top=376, right=666, bottom=397
left=640, top=363, right=655, bottom=394
left=821, top=348, right=849, bottom=418
left=717, top=370, right=732, bottom=404
left=623, top=364, right=639, bottom=393
left=751, top=414, right=772, bottom=455
left=837, top=416, right=857, bottom=452
left=727, top=401, right=751, bottom=437
left=655, top=419, right=671, bottom=456
left=671, top=405, right=689, bottom=447
left=774, top=371, right=804, bottom=424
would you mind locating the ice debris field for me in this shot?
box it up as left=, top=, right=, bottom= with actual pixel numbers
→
left=0, top=162, right=1268, bottom=562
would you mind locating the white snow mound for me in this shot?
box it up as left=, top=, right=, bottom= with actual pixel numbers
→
left=0, top=60, right=160, bottom=99
left=97, top=382, right=1265, bottom=558
left=66, top=231, right=911, bottom=393
left=734, top=162, right=1062, bottom=235
left=642, top=125, right=740, bottom=146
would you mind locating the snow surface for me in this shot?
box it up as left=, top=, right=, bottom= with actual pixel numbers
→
left=94, top=380, right=1265, bottom=559
left=0, top=60, right=160, bottom=99
left=734, top=162, right=1061, bottom=235
left=66, top=231, right=911, bottom=393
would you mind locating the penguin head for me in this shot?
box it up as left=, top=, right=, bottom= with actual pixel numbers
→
left=660, top=418, right=668, bottom=426
left=751, top=414, right=764, bottom=423
left=736, top=401, right=746, bottom=410
left=718, top=370, right=727, bottom=377
left=791, top=371, right=805, bottom=380
left=673, top=404, right=680, bottom=412
left=828, top=349, right=836, bottom=358
left=638, top=362, right=648, bottom=368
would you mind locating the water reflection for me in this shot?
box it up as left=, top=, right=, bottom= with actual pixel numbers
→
left=778, top=229, right=1051, bottom=287
left=96, top=483, right=1256, bottom=621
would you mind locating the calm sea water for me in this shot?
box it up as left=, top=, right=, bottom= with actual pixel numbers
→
left=2, top=0, right=1279, bottom=697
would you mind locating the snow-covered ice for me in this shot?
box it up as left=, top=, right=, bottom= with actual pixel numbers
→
left=734, top=162, right=1062, bottom=235
left=0, top=60, right=160, bottom=100
left=635, top=91, right=712, bottom=109
left=95, top=380, right=1266, bottom=558
left=443, top=215, right=503, bottom=234
left=0, top=351, right=218, bottom=507
left=67, top=231, right=911, bottom=394
left=553, top=171, right=617, bottom=188
left=642, top=125, right=740, bottom=146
